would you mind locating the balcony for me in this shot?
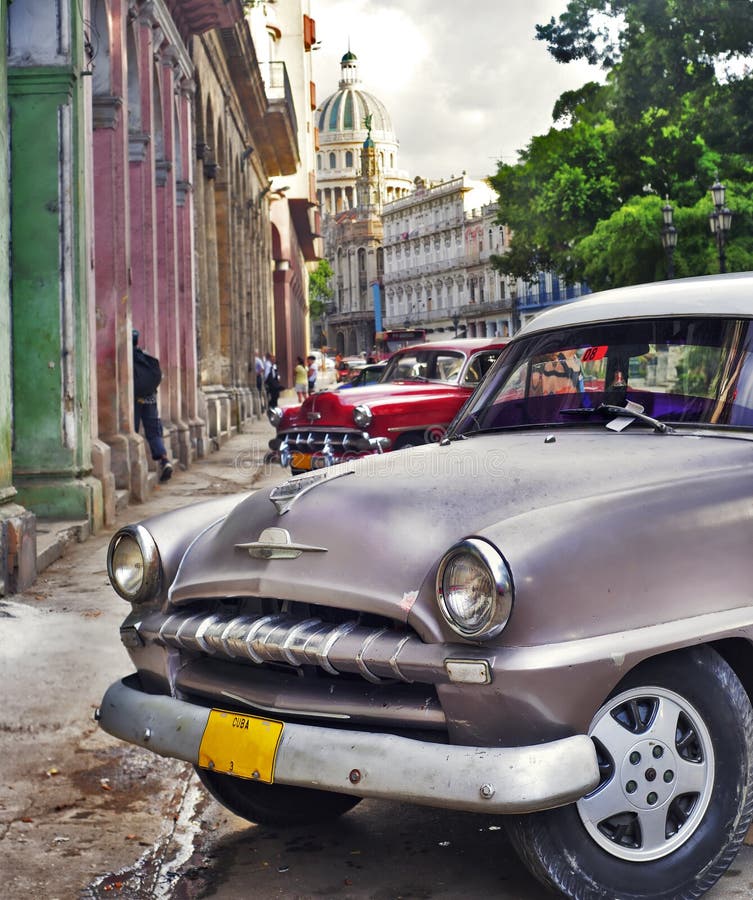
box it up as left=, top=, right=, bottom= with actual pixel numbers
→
left=461, top=300, right=512, bottom=318
left=263, top=61, right=300, bottom=175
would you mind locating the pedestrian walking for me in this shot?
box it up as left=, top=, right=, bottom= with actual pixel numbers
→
left=294, top=356, right=308, bottom=402
left=265, top=353, right=281, bottom=409
left=307, top=355, right=317, bottom=395
left=253, top=348, right=265, bottom=414
left=132, top=329, right=172, bottom=482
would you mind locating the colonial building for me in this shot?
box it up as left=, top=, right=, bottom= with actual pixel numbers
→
left=0, top=0, right=319, bottom=595
left=315, top=49, right=411, bottom=356
left=381, top=176, right=501, bottom=336
left=316, top=50, right=411, bottom=216
left=248, top=1, right=322, bottom=385
left=383, top=180, right=590, bottom=340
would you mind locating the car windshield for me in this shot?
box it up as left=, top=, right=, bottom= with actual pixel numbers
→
left=381, top=348, right=502, bottom=386
left=352, top=365, right=386, bottom=386
left=382, top=349, right=467, bottom=384
left=452, top=316, right=753, bottom=436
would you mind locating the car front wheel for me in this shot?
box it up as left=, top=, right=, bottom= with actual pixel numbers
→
left=194, top=767, right=361, bottom=827
left=505, top=646, right=753, bottom=899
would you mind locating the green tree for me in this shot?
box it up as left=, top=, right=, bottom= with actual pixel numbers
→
left=308, top=258, right=334, bottom=320
left=492, top=0, right=753, bottom=288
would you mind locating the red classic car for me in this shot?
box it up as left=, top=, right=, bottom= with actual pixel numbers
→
left=269, top=337, right=507, bottom=473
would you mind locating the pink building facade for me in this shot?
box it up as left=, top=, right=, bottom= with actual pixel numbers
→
left=89, top=0, right=315, bottom=520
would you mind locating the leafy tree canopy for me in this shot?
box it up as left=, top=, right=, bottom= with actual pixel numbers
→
left=308, top=258, right=334, bottom=319
left=492, top=0, right=753, bottom=290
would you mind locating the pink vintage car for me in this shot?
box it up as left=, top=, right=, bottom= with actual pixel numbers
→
left=268, top=337, right=507, bottom=473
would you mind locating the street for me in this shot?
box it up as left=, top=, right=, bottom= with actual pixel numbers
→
left=2, top=414, right=753, bottom=899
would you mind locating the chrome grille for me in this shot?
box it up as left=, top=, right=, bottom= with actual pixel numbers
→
left=138, top=608, right=428, bottom=684
left=279, top=429, right=370, bottom=454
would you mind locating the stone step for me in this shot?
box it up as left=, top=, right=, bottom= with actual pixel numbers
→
left=35, top=519, right=91, bottom=574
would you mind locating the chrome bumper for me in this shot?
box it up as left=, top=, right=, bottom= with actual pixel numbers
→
left=97, top=678, right=600, bottom=814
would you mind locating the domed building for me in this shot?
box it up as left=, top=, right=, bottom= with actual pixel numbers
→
left=314, top=50, right=413, bottom=357
left=316, top=50, right=412, bottom=216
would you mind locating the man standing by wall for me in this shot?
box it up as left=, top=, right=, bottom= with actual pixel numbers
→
left=133, top=330, right=172, bottom=483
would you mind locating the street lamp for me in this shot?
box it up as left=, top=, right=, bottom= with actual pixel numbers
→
left=660, top=197, right=677, bottom=279
left=509, top=277, right=520, bottom=335
left=708, top=176, right=733, bottom=274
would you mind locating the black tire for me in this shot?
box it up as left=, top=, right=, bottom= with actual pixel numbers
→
left=194, top=767, right=361, bottom=827
left=505, top=646, right=753, bottom=900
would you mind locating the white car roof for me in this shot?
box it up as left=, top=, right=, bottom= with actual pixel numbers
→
left=517, top=273, right=753, bottom=337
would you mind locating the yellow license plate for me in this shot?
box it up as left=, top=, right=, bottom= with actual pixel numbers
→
left=198, top=710, right=283, bottom=782
left=290, top=452, right=326, bottom=471
left=290, top=451, right=313, bottom=470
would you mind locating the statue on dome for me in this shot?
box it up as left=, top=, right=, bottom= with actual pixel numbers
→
left=364, top=113, right=372, bottom=138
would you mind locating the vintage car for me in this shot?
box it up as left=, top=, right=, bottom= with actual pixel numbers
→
left=336, top=360, right=388, bottom=389
left=269, top=337, right=506, bottom=472
left=334, top=354, right=365, bottom=382
left=98, top=272, right=753, bottom=899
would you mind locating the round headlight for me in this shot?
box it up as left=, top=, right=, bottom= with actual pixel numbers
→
left=436, top=539, right=513, bottom=639
left=353, top=404, right=373, bottom=429
left=107, top=524, right=162, bottom=603
left=268, top=406, right=283, bottom=428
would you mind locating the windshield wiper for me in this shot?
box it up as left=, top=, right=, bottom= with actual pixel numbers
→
left=599, top=403, right=674, bottom=433
left=560, top=404, right=674, bottom=433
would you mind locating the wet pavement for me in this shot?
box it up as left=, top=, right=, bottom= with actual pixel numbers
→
left=0, top=412, right=286, bottom=900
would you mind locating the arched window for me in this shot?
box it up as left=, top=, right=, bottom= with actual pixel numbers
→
left=329, top=152, right=336, bottom=169
left=345, top=150, right=353, bottom=167
left=317, top=154, right=322, bottom=170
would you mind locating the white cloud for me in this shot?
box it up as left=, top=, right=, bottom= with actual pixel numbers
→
left=312, top=0, right=603, bottom=182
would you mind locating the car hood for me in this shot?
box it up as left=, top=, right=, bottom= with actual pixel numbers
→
left=281, top=382, right=464, bottom=425
left=168, top=429, right=753, bottom=634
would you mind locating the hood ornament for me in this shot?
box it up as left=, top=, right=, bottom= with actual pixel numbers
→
left=235, top=527, right=327, bottom=559
left=269, top=468, right=354, bottom=515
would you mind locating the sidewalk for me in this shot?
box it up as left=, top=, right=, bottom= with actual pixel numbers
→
left=0, top=413, right=291, bottom=899
left=33, top=402, right=292, bottom=578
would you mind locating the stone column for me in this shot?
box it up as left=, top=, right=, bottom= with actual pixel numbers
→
left=91, top=0, right=131, bottom=519
left=127, top=6, right=159, bottom=497
left=176, top=79, right=206, bottom=459
left=0, top=0, right=36, bottom=594
left=155, top=47, right=190, bottom=466
left=7, top=0, right=103, bottom=526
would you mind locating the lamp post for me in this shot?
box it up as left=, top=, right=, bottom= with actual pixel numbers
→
left=708, top=176, right=733, bottom=274
left=660, top=197, right=677, bottom=280
left=509, top=278, right=520, bottom=335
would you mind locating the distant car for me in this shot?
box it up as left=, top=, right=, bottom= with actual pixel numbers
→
left=336, top=361, right=387, bottom=389
left=335, top=355, right=365, bottom=383
left=269, top=337, right=507, bottom=473
left=98, top=272, right=753, bottom=900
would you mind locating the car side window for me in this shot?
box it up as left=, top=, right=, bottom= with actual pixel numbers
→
left=435, top=352, right=465, bottom=382
left=463, top=351, right=500, bottom=386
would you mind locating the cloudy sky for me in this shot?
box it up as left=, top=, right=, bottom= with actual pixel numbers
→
left=311, top=0, right=604, bottom=183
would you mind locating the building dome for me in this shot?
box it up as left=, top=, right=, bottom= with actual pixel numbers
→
left=317, top=51, right=394, bottom=138
left=316, top=49, right=412, bottom=220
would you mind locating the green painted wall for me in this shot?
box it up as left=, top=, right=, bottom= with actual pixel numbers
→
left=0, top=0, right=11, bottom=500
left=8, top=0, right=101, bottom=522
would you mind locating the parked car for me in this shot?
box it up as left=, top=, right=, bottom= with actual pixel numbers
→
left=335, top=354, right=366, bottom=383
left=336, top=360, right=388, bottom=389
left=269, top=337, right=507, bottom=472
left=98, top=272, right=753, bottom=900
